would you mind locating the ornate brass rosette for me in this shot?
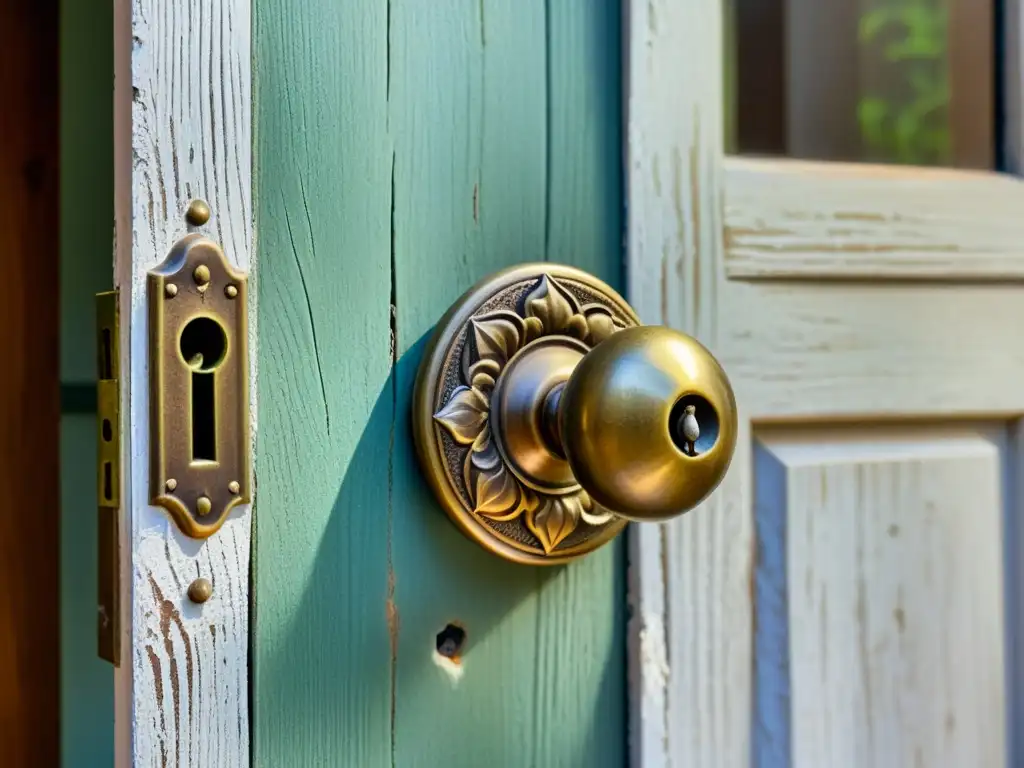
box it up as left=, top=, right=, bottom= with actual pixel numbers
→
left=412, top=264, right=639, bottom=565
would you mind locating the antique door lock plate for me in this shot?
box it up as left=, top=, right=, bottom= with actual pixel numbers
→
left=95, top=290, right=121, bottom=665
left=148, top=232, right=250, bottom=539
left=412, top=264, right=738, bottom=565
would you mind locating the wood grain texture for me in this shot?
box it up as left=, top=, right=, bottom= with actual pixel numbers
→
left=390, top=1, right=626, bottom=766
left=252, top=0, right=393, bottom=763
left=253, top=1, right=625, bottom=766
left=718, top=280, right=1024, bottom=420
left=113, top=0, right=253, bottom=763
left=625, top=1, right=755, bottom=766
left=0, top=3, right=60, bottom=765
left=724, top=158, right=1024, bottom=281
left=628, top=4, right=1023, bottom=768
left=754, top=428, right=1007, bottom=768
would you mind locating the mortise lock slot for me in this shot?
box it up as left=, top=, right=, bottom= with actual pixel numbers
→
left=100, top=328, right=113, bottom=380
left=149, top=234, right=250, bottom=539
left=101, top=418, right=114, bottom=501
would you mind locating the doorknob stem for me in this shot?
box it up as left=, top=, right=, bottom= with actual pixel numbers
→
left=539, top=383, right=566, bottom=460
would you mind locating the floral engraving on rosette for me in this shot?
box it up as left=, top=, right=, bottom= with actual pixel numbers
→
left=433, top=274, right=626, bottom=553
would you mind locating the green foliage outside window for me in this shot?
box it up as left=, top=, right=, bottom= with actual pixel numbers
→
left=857, top=0, right=951, bottom=165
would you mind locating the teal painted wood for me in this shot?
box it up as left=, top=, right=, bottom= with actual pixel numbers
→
left=252, top=0, right=394, bottom=765
left=60, top=0, right=115, bottom=763
left=255, top=0, right=625, bottom=765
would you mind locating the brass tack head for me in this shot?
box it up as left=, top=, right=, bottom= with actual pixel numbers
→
left=196, top=495, right=212, bottom=516
left=225, top=284, right=238, bottom=299
left=165, top=283, right=178, bottom=298
left=228, top=481, right=240, bottom=495
left=165, top=478, right=177, bottom=492
left=187, top=578, right=213, bottom=604
left=186, top=199, right=211, bottom=226
left=193, top=264, right=211, bottom=286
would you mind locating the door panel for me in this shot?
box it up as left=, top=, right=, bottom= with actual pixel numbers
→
left=113, top=0, right=255, bottom=760
left=754, top=426, right=1007, bottom=767
left=625, top=3, right=1021, bottom=765
left=724, top=159, right=1024, bottom=281
left=678, top=165, right=1018, bottom=767
left=254, top=1, right=625, bottom=766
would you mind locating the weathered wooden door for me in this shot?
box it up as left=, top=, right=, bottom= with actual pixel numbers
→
left=108, top=0, right=1022, bottom=765
left=114, top=0, right=626, bottom=766
left=627, top=1, right=1022, bottom=766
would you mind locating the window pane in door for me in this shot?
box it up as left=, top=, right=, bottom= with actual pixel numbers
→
left=724, top=0, right=994, bottom=169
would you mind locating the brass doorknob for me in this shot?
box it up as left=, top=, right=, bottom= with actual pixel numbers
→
left=413, top=264, right=737, bottom=565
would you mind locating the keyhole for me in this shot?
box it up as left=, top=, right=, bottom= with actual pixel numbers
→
left=179, top=317, right=228, bottom=463
left=669, top=394, right=719, bottom=457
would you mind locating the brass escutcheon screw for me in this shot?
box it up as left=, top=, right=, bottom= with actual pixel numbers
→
left=187, top=578, right=213, bottom=604
left=186, top=199, right=211, bottom=226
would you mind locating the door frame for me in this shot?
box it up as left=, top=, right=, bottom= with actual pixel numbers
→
left=0, top=3, right=61, bottom=766
left=112, top=0, right=254, bottom=763
left=624, top=1, right=1024, bottom=765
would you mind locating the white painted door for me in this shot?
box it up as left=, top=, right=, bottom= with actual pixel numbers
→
left=625, top=2, right=1022, bottom=766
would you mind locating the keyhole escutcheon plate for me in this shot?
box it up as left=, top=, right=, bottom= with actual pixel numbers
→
left=148, top=233, right=251, bottom=539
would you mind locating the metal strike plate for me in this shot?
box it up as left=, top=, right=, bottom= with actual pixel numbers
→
left=96, top=290, right=121, bottom=666
left=148, top=233, right=250, bottom=539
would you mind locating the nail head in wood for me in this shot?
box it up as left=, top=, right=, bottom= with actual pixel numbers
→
left=187, top=578, right=213, bottom=604
left=185, top=199, right=211, bottom=226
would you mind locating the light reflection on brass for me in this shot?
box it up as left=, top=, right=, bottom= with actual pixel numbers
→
left=413, top=264, right=738, bottom=565
left=560, top=326, right=736, bottom=521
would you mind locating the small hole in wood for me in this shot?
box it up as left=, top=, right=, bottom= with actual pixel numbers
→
left=435, top=623, right=466, bottom=661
